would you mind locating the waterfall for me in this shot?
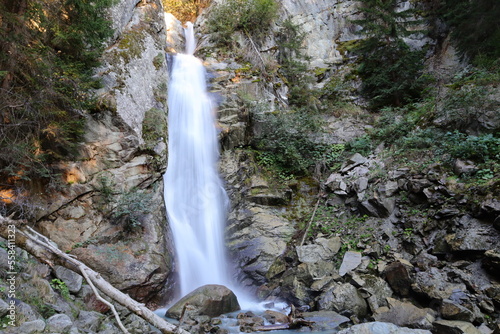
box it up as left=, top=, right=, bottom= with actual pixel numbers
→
left=163, top=23, right=231, bottom=297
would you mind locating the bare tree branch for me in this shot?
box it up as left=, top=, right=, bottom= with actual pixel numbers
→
left=0, top=215, right=189, bottom=334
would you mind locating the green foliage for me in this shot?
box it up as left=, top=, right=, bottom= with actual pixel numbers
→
left=50, top=278, right=70, bottom=301
left=275, top=19, right=317, bottom=108
left=112, top=188, right=154, bottom=232
left=206, top=0, right=278, bottom=45
left=441, top=131, right=500, bottom=163
left=0, top=0, right=115, bottom=217
left=439, top=0, right=500, bottom=67
left=253, top=108, right=344, bottom=176
left=352, top=0, right=426, bottom=109
left=436, top=67, right=500, bottom=132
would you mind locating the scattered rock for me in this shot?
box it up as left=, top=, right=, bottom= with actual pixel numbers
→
left=338, top=321, right=432, bottom=333
left=45, top=313, right=73, bottom=333
left=359, top=197, right=395, bottom=218
left=382, top=261, right=412, bottom=297
left=301, top=311, right=350, bottom=331
left=74, top=310, right=104, bottom=332
left=317, top=282, right=368, bottom=318
left=342, top=153, right=368, bottom=173
left=374, top=298, right=435, bottom=329
left=440, top=299, right=475, bottom=322
left=55, top=265, right=83, bottom=293
left=339, top=251, right=362, bottom=276
left=166, top=284, right=240, bottom=319
left=17, top=319, right=46, bottom=334
left=453, top=159, right=478, bottom=176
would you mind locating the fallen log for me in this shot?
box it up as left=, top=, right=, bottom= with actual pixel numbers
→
left=0, top=215, right=190, bottom=334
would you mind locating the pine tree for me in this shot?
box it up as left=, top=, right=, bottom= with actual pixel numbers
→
left=352, top=0, right=426, bottom=109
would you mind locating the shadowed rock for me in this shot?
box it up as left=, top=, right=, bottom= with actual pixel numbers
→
left=166, top=284, right=240, bottom=319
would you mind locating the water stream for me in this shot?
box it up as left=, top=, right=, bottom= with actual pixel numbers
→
left=163, top=22, right=232, bottom=298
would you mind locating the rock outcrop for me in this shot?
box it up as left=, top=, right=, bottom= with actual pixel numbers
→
left=33, top=0, right=174, bottom=303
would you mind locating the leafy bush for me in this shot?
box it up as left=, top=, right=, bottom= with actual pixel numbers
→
left=442, top=131, right=500, bottom=163
left=206, top=0, right=278, bottom=45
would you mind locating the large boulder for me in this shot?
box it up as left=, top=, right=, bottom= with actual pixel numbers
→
left=373, top=298, right=435, bottom=329
left=317, top=282, right=368, bottom=318
left=165, top=285, right=240, bottom=319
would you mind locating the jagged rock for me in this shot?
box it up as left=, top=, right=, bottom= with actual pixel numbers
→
left=483, top=250, right=500, bottom=276
left=435, top=207, right=461, bottom=220
left=74, top=310, right=104, bottom=332
left=374, top=298, right=435, bottom=329
left=413, top=267, right=467, bottom=300
left=384, top=181, right=400, bottom=197
left=325, top=173, right=350, bottom=195
left=454, top=159, right=478, bottom=175
left=296, top=237, right=341, bottom=263
left=407, top=178, right=434, bottom=193
left=342, top=153, right=368, bottom=173
left=237, top=311, right=265, bottom=332
left=359, top=197, right=395, bottom=218
left=301, top=311, right=350, bottom=331
left=226, top=205, right=295, bottom=287
left=352, top=274, right=393, bottom=312
left=433, top=320, right=482, bottom=334
left=46, top=314, right=73, bottom=333
left=339, top=251, right=362, bottom=276
left=166, top=284, right=240, bottom=319
left=338, top=322, right=432, bottom=334
left=281, top=269, right=314, bottom=305
left=17, top=319, right=46, bottom=334
left=382, top=261, right=412, bottom=297
left=317, top=282, right=368, bottom=318
left=485, top=285, right=500, bottom=305
left=479, top=198, right=500, bottom=223
left=445, top=215, right=500, bottom=252
left=55, top=265, right=83, bottom=293
left=441, top=299, right=475, bottom=322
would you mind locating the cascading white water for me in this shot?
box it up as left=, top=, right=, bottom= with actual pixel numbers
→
left=163, top=23, right=231, bottom=297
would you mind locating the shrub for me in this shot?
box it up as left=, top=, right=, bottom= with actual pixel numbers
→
left=206, top=0, right=278, bottom=45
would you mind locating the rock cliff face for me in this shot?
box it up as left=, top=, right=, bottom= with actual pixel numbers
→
left=35, top=0, right=174, bottom=304
left=182, top=0, right=500, bottom=332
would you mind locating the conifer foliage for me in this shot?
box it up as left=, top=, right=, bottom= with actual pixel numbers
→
left=352, top=0, right=426, bottom=109
left=0, top=0, right=114, bottom=216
